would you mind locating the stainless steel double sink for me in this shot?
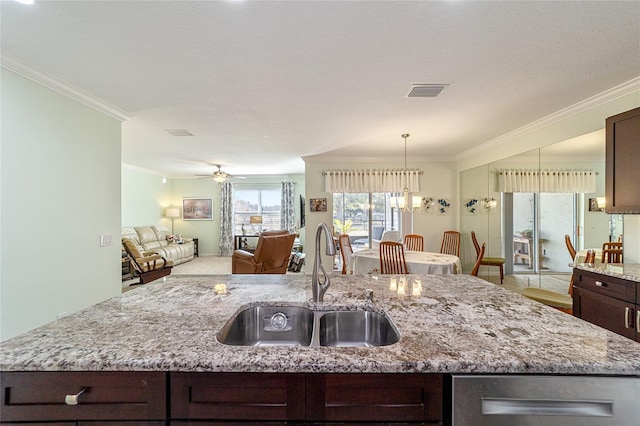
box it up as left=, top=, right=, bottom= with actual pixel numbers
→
left=217, top=304, right=400, bottom=347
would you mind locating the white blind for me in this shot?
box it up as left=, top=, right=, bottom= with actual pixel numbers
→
left=324, top=169, right=421, bottom=193
left=497, top=169, right=597, bottom=193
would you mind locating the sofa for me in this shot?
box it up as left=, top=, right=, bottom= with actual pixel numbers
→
left=121, top=226, right=195, bottom=265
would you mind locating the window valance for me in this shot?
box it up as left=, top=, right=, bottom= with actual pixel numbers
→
left=496, top=169, right=597, bottom=193
left=323, top=169, right=421, bottom=193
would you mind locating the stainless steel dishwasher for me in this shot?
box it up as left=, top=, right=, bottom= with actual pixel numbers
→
left=451, top=375, right=640, bottom=425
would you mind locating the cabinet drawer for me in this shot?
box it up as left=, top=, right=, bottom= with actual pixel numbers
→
left=0, top=371, right=166, bottom=422
left=170, top=372, right=305, bottom=421
left=573, top=269, right=636, bottom=303
left=305, top=373, right=443, bottom=423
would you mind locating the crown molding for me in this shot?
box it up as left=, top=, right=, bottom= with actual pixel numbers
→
left=457, top=76, right=640, bottom=161
left=1, top=56, right=133, bottom=122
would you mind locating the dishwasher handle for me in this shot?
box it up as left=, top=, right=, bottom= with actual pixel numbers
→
left=482, top=398, right=613, bottom=417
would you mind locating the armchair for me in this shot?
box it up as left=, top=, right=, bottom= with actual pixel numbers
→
left=232, top=230, right=296, bottom=274
left=122, top=238, right=174, bottom=284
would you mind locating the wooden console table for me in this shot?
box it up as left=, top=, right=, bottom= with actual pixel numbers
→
left=513, top=236, right=546, bottom=269
left=234, top=235, right=260, bottom=253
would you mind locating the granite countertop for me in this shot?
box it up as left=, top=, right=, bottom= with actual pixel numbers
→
left=575, top=262, right=640, bottom=282
left=1, top=274, right=639, bottom=375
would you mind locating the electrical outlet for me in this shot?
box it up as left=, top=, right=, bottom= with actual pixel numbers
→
left=100, top=234, right=114, bottom=246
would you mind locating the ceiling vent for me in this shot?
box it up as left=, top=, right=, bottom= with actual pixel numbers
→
left=165, top=129, right=193, bottom=136
left=407, top=84, right=448, bottom=98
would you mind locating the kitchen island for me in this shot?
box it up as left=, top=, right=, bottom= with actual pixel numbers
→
left=1, top=273, right=639, bottom=424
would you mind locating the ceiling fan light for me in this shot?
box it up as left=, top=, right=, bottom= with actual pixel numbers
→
left=213, top=172, right=228, bottom=183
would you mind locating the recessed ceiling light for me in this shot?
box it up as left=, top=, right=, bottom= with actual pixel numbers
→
left=164, top=129, right=193, bottom=136
left=407, top=84, right=448, bottom=98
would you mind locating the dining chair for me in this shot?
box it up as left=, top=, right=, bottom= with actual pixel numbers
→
left=601, top=242, right=623, bottom=263
left=379, top=241, right=409, bottom=274
left=565, top=234, right=577, bottom=260
left=372, top=230, right=400, bottom=249
left=470, top=231, right=504, bottom=284
left=338, top=233, right=353, bottom=274
left=440, top=231, right=461, bottom=257
left=521, top=250, right=595, bottom=314
left=403, top=234, right=424, bottom=251
left=470, top=242, right=486, bottom=277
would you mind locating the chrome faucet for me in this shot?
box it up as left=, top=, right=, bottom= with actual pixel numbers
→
left=312, top=222, right=337, bottom=302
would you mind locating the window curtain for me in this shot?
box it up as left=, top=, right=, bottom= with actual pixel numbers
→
left=324, top=169, right=421, bottom=193
left=280, top=182, right=295, bottom=232
left=497, top=169, right=597, bottom=193
left=218, top=181, right=234, bottom=256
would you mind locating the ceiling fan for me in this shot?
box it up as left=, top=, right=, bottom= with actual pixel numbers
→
left=197, top=165, right=230, bottom=183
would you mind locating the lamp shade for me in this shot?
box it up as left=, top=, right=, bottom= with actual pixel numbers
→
left=166, top=207, right=181, bottom=219
left=249, top=215, right=263, bottom=224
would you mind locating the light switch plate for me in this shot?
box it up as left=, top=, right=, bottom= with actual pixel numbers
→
left=100, top=234, right=114, bottom=246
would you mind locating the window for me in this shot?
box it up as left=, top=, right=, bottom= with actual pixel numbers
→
left=332, top=192, right=399, bottom=249
left=234, top=188, right=281, bottom=234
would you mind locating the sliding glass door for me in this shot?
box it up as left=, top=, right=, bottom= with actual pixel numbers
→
left=332, top=193, right=399, bottom=250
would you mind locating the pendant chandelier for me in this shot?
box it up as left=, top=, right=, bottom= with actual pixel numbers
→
left=390, top=133, right=421, bottom=213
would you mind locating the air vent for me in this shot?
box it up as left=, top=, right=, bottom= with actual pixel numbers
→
left=165, top=129, right=193, bottom=136
left=407, top=84, right=448, bottom=98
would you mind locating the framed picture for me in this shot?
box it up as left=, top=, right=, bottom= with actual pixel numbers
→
left=182, top=198, right=213, bottom=220
left=309, top=198, right=327, bottom=212
left=588, top=198, right=603, bottom=212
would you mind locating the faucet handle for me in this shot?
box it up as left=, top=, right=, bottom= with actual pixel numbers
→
left=364, top=289, right=374, bottom=303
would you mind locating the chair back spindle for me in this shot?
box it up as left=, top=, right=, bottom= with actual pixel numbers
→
left=403, top=234, right=424, bottom=251
left=379, top=241, right=409, bottom=274
left=440, top=231, right=461, bottom=257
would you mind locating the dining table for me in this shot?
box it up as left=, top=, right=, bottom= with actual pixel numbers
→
left=348, top=248, right=461, bottom=275
left=574, top=248, right=604, bottom=265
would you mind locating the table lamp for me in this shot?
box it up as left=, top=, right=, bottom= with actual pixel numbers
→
left=249, top=215, right=263, bottom=234
left=165, top=207, right=181, bottom=234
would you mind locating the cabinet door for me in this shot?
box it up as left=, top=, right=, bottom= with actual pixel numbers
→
left=170, top=372, right=305, bottom=422
left=0, top=371, right=166, bottom=423
left=305, top=373, right=443, bottom=423
left=573, top=287, right=636, bottom=340
left=637, top=304, right=640, bottom=342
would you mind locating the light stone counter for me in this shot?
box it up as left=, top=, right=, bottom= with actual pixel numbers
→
left=1, top=274, right=639, bottom=375
left=575, top=262, right=640, bottom=282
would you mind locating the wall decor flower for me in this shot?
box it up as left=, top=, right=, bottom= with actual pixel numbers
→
left=464, top=198, right=479, bottom=215
left=437, top=198, right=451, bottom=215
left=421, top=197, right=436, bottom=214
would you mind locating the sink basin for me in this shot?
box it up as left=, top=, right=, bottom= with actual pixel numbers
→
left=319, top=310, right=400, bottom=347
left=217, top=304, right=400, bottom=347
left=217, top=305, right=315, bottom=346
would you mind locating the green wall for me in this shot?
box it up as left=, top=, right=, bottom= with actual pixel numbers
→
left=1, top=70, right=122, bottom=341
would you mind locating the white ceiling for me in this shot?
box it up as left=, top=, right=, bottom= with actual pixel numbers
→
left=2, top=1, right=639, bottom=178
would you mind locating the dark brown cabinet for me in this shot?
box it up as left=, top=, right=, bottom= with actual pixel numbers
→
left=170, top=372, right=444, bottom=424
left=0, top=371, right=166, bottom=424
left=1, top=371, right=445, bottom=424
left=605, top=106, right=640, bottom=214
left=573, top=268, right=638, bottom=341
left=170, top=372, right=305, bottom=422
left=305, top=373, right=443, bottom=424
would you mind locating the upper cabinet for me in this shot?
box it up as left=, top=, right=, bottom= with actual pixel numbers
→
left=605, top=107, right=640, bottom=214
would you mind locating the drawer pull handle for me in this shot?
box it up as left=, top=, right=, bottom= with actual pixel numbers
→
left=594, top=280, right=605, bottom=287
left=65, top=387, right=88, bottom=405
left=624, top=307, right=631, bottom=329
left=637, top=310, right=640, bottom=333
